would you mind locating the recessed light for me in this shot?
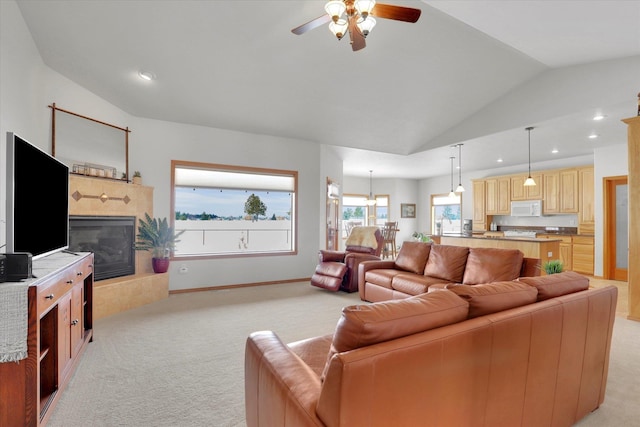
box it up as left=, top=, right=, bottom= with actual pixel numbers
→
left=551, top=148, right=559, bottom=153
left=138, top=71, right=156, bottom=81
left=588, top=133, right=599, bottom=139
left=496, top=158, right=503, bottom=163
left=593, top=114, right=606, bottom=121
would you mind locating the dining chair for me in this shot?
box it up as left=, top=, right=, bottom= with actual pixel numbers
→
left=382, top=221, right=398, bottom=259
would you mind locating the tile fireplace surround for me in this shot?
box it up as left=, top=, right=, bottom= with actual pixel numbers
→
left=69, top=174, right=168, bottom=319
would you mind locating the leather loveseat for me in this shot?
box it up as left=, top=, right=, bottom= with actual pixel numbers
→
left=311, top=226, right=383, bottom=293
left=245, top=272, right=617, bottom=427
left=358, top=241, right=541, bottom=302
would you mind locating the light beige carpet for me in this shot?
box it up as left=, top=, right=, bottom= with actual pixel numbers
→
left=48, top=282, right=639, bottom=427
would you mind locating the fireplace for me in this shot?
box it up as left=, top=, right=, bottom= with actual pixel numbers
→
left=69, top=216, right=136, bottom=281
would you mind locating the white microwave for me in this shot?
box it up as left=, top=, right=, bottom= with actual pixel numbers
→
left=511, top=200, right=542, bottom=217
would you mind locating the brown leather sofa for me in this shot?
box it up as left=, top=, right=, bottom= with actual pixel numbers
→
left=311, top=226, right=383, bottom=293
left=358, top=241, right=541, bottom=302
left=245, top=272, right=617, bottom=427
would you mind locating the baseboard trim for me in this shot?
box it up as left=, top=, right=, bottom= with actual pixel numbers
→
left=168, top=277, right=312, bottom=294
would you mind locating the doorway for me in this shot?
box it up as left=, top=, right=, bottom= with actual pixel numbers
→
left=603, top=176, right=628, bottom=281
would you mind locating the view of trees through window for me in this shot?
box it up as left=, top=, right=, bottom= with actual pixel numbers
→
left=172, top=161, right=297, bottom=257
left=432, top=194, right=461, bottom=234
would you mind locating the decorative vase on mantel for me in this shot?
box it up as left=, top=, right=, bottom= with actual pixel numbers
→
left=132, top=171, right=142, bottom=185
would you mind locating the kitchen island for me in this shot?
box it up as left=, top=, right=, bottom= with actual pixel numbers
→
left=439, top=235, right=561, bottom=274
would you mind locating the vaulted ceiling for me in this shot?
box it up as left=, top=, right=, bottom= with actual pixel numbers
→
left=15, top=0, right=640, bottom=178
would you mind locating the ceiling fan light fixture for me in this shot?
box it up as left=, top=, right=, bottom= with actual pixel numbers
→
left=355, top=0, right=376, bottom=19
left=329, top=19, right=349, bottom=39
left=325, top=1, right=346, bottom=22
left=357, top=16, right=376, bottom=37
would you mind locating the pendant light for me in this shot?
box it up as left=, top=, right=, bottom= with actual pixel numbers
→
left=448, top=156, right=456, bottom=198
left=455, top=143, right=465, bottom=193
left=524, top=126, right=536, bottom=186
left=365, top=170, right=377, bottom=206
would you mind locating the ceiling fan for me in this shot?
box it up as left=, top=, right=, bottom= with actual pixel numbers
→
left=291, top=0, right=421, bottom=52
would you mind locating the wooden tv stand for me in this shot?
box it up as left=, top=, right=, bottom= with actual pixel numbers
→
left=0, top=251, right=94, bottom=427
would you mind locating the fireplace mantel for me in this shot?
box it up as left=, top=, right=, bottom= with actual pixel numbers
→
left=69, top=175, right=167, bottom=319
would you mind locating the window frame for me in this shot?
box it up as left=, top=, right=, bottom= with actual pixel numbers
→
left=431, top=193, right=462, bottom=235
left=171, top=160, right=298, bottom=260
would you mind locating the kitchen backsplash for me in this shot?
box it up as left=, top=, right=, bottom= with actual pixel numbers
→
left=491, top=214, right=579, bottom=228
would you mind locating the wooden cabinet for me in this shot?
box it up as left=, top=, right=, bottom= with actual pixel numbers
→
left=578, top=167, right=595, bottom=234
left=559, top=169, right=579, bottom=213
left=543, top=172, right=560, bottom=214
left=472, top=180, right=486, bottom=231
left=511, top=173, right=543, bottom=201
left=0, top=252, right=93, bottom=427
left=538, top=234, right=573, bottom=271
left=572, top=235, right=594, bottom=275
left=486, top=177, right=510, bottom=215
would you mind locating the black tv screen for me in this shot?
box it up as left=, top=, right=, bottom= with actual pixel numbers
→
left=6, top=132, right=70, bottom=259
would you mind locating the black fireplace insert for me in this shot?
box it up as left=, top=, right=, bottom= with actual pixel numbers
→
left=69, top=215, right=136, bottom=281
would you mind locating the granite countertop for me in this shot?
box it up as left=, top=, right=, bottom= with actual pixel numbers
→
left=440, top=234, right=562, bottom=242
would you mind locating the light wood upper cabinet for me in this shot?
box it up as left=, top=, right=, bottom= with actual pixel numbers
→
left=559, top=169, right=579, bottom=213
left=472, top=180, right=486, bottom=230
left=578, top=167, right=595, bottom=233
left=511, top=173, right=543, bottom=201
left=543, top=172, right=560, bottom=214
left=486, top=177, right=510, bottom=215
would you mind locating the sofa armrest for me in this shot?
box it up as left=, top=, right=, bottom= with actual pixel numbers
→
left=358, top=260, right=398, bottom=299
left=341, top=253, right=382, bottom=293
left=521, top=257, right=541, bottom=277
left=245, top=331, right=324, bottom=427
left=318, top=250, right=346, bottom=263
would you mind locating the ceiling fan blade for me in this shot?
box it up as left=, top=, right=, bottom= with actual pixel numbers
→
left=348, top=16, right=366, bottom=51
left=291, top=14, right=332, bottom=35
left=371, top=3, right=421, bottom=23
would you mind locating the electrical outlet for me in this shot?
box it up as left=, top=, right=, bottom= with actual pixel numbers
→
left=548, top=251, right=553, bottom=257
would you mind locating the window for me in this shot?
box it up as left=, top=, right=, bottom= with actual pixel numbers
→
left=171, top=161, right=297, bottom=258
left=374, top=195, right=389, bottom=226
left=431, top=194, right=461, bottom=235
left=341, top=194, right=389, bottom=238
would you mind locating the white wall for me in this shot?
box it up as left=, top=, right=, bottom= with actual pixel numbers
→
left=1, top=1, right=321, bottom=290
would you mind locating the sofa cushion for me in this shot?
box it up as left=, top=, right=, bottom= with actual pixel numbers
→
left=446, top=281, right=538, bottom=318
left=321, top=290, right=469, bottom=381
left=364, top=268, right=401, bottom=290
left=394, top=241, right=432, bottom=274
left=423, top=244, right=470, bottom=283
left=391, top=273, right=455, bottom=296
left=462, top=247, right=524, bottom=285
left=519, top=271, right=589, bottom=301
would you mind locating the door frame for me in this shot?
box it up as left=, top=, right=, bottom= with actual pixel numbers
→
left=603, top=175, right=628, bottom=281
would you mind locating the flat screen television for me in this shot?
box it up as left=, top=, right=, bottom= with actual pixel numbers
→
left=6, top=132, right=70, bottom=259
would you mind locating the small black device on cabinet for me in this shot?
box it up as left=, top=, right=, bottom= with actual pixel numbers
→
left=0, top=254, right=6, bottom=282
left=0, top=252, right=32, bottom=282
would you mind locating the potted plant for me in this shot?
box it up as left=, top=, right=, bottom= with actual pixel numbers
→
left=134, top=213, right=185, bottom=273
left=543, top=259, right=564, bottom=275
left=132, top=171, right=142, bottom=185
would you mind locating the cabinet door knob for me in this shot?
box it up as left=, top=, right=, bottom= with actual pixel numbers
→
left=71, top=319, right=79, bottom=326
left=66, top=280, right=73, bottom=284
left=45, top=294, right=54, bottom=300
left=77, top=271, right=83, bottom=276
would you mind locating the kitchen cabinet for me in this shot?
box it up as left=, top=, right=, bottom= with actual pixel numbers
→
left=472, top=180, right=486, bottom=231
left=0, top=252, right=94, bottom=427
left=486, top=177, right=510, bottom=215
left=578, top=167, right=595, bottom=234
left=559, top=169, right=579, bottom=213
left=538, top=234, right=572, bottom=271
left=511, top=173, right=543, bottom=201
left=572, top=235, right=594, bottom=275
left=543, top=172, right=560, bottom=214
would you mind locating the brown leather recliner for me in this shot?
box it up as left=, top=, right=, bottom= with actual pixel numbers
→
left=311, top=226, right=383, bottom=293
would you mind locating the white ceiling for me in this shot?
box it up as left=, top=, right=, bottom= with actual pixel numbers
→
left=15, top=0, right=640, bottom=179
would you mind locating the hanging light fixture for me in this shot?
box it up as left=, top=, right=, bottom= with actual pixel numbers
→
left=448, top=156, right=456, bottom=198
left=524, top=127, right=536, bottom=186
left=365, top=170, right=377, bottom=205
left=326, top=0, right=377, bottom=40
left=455, top=143, right=465, bottom=193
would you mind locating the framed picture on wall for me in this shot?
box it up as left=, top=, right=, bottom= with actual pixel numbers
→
left=401, top=203, right=416, bottom=218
